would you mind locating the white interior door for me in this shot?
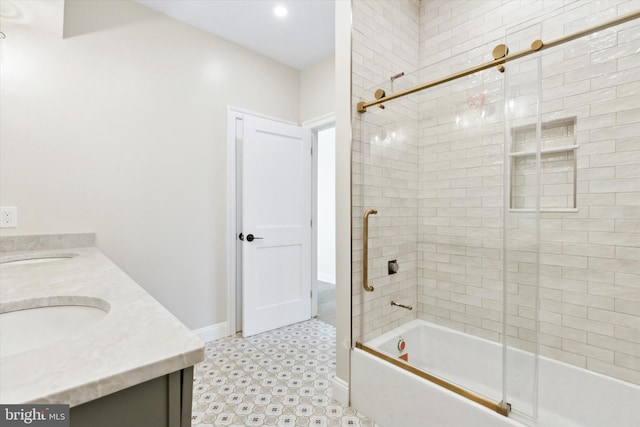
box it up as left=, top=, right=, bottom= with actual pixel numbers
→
left=241, top=114, right=312, bottom=337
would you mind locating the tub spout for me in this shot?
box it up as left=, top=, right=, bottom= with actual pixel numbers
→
left=391, top=301, right=413, bottom=311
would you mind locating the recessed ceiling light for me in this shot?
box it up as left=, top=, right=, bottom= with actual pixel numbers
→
left=274, top=5, right=288, bottom=17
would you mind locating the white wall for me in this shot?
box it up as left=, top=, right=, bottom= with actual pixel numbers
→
left=0, top=0, right=301, bottom=330
left=334, top=0, right=352, bottom=404
left=317, top=127, right=336, bottom=284
left=299, top=54, right=335, bottom=124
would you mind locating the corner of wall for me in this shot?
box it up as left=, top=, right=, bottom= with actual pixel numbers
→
left=192, top=322, right=228, bottom=344
left=331, top=376, right=350, bottom=407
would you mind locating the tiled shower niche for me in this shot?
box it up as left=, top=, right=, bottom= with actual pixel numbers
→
left=510, top=117, right=578, bottom=211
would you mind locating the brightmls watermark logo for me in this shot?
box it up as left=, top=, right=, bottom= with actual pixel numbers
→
left=0, top=405, right=69, bottom=426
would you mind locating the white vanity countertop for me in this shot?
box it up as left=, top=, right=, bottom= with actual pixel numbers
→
left=0, top=247, right=204, bottom=406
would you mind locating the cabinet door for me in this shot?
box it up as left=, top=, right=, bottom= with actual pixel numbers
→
left=71, top=367, right=194, bottom=427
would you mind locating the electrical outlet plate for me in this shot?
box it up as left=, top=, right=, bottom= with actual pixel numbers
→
left=0, top=207, right=17, bottom=228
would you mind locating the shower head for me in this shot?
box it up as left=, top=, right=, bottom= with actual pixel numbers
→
left=390, top=72, right=405, bottom=82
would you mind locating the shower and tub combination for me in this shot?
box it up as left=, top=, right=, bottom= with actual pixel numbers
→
left=350, top=3, right=640, bottom=427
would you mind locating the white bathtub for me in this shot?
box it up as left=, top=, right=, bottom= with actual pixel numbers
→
left=351, top=319, right=640, bottom=427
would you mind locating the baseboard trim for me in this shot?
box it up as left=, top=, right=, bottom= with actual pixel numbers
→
left=193, top=322, right=228, bottom=343
left=331, top=376, right=349, bottom=406
left=317, top=274, right=336, bottom=285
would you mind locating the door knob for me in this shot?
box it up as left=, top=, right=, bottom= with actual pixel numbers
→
left=246, top=234, right=263, bottom=242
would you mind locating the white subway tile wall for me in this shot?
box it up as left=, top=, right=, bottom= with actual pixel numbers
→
left=352, top=0, right=640, bottom=385
left=352, top=0, right=422, bottom=345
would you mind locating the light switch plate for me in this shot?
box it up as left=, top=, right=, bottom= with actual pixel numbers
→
left=0, top=207, right=17, bottom=228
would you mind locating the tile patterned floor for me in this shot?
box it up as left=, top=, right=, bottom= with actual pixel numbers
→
left=191, top=319, right=378, bottom=427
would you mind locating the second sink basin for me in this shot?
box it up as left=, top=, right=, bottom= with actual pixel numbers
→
left=0, top=253, right=78, bottom=265
left=0, top=299, right=110, bottom=358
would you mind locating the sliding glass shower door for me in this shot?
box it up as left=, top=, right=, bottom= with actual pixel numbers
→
left=352, top=3, right=640, bottom=426
left=353, top=57, right=541, bottom=414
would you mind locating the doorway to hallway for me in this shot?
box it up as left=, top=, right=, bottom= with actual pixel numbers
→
left=227, top=108, right=337, bottom=335
left=314, top=126, right=336, bottom=326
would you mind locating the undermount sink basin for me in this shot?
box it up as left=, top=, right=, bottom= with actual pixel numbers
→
left=0, top=299, right=109, bottom=358
left=0, top=253, right=78, bottom=265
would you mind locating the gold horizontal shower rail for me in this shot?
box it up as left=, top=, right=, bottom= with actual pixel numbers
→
left=357, top=9, right=640, bottom=113
left=355, top=342, right=511, bottom=417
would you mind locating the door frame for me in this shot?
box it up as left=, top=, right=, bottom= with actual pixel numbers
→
left=302, top=113, right=336, bottom=319
left=226, top=107, right=336, bottom=336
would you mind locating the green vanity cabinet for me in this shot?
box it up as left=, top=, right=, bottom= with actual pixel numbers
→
left=70, top=367, right=194, bottom=427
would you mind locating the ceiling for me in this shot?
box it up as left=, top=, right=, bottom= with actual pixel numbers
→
left=135, top=0, right=335, bottom=70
